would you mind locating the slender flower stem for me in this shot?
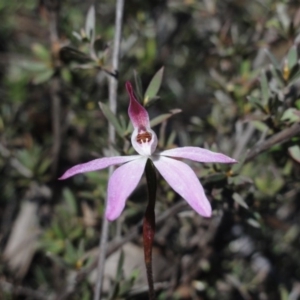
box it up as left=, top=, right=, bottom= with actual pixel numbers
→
left=143, top=159, right=157, bottom=300
left=94, top=1, right=124, bottom=299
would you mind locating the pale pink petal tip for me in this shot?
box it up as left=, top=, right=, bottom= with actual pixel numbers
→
left=153, top=156, right=212, bottom=218
left=160, top=147, right=237, bottom=164
left=105, top=157, right=147, bottom=221
left=58, top=156, right=141, bottom=180
left=126, top=81, right=150, bottom=129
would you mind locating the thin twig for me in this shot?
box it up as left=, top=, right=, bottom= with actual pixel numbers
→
left=245, top=123, right=300, bottom=162
left=45, top=0, right=62, bottom=176
left=94, top=1, right=124, bottom=299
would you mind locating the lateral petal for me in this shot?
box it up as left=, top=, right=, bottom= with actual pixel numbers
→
left=152, top=156, right=212, bottom=217
left=59, top=156, right=140, bottom=180
left=106, top=157, right=147, bottom=221
left=160, top=147, right=237, bottom=164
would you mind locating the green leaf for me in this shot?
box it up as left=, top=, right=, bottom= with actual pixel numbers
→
left=144, top=66, right=164, bottom=105
left=63, top=188, right=77, bottom=215
left=270, top=64, right=284, bottom=87
left=108, top=250, right=125, bottom=300
left=21, top=61, right=48, bottom=72
left=281, top=108, right=300, bottom=123
left=251, top=120, right=269, bottom=132
left=288, top=63, right=300, bottom=82
left=150, top=109, right=182, bottom=127
left=72, top=31, right=82, bottom=41
left=247, top=95, right=265, bottom=111
left=85, top=5, right=95, bottom=43
left=166, top=130, right=177, bottom=147
left=279, top=285, right=289, bottom=300
left=77, top=239, right=85, bottom=257
left=37, top=158, right=51, bottom=175
left=64, top=240, right=78, bottom=265
left=232, top=193, right=248, bottom=209
left=32, top=43, right=50, bottom=61
left=288, top=145, right=300, bottom=163
left=32, top=69, right=54, bottom=84
left=247, top=218, right=261, bottom=228
left=133, top=70, right=143, bottom=101
left=98, top=102, right=124, bottom=137
left=260, top=71, right=269, bottom=106
left=287, top=45, right=297, bottom=69
left=264, top=48, right=280, bottom=69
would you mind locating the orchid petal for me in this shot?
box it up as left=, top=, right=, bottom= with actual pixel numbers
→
left=160, top=147, right=237, bottom=164
left=106, top=157, right=147, bottom=221
left=59, top=156, right=140, bottom=180
left=152, top=156, right=212, bottom=217
left=126, top=81, right=150, bottom=129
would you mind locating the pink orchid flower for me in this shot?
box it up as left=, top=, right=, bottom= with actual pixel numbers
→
left=59, top=81, right=237, bottom=221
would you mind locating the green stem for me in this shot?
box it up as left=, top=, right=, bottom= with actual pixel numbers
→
left=143, top=159, right=157, bottom=300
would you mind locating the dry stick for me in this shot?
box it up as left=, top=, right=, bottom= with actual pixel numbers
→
left=245, top=123, right=300, bottom=163
left=93, top=1, right=124, bottom=300
left=47, top=1, right=62, bottom=176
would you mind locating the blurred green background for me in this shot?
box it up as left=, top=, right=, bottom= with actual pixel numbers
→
left=1, top=0, right=300, bottom=299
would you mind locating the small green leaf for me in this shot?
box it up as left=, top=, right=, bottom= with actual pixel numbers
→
left=150, top=109, right=182, bottom=127
left=247, top=218, right=260, bottom=228
left=77, top=239, right=85, bottom=257
left=85, top=5, right=95, bottom=43
left=32, top=43, right=50, bottom=61
left=134, top=70, right=143, bottom=101
left=37, top=158, right=51, bottom=175
left=166, top=130, right=177, bottom=147
left=63, top=188, right=77, bottom=215
left=260, top=71, right=269, bottom=106
left=289, top=63, right=300, bottom=82
left=99, top=102, right=124, bottom=137
left=247, top=95, right=265, bottom=111
left=281, top=108, right=300, bottom=123
left=232, top=193, right=248, bottom=209
left=72, top=31, right=82, bottom=41
left=264, top=48, right=280, bottom=69
left=116, top=250, right=125, bottom=281
left=287, top=45, right=297, bottom=69
left=144, top=66, right=164, bottom=105
left=21, top=61, right=48, bottom=72
left=288, top=145, right=300, bottom=163
left=251, top=120, right=269, bottom=132
left=270, top=64, right=284, bottom=87
left=279, top=285, right=289, bottom=300
left=64, top=240, right=78, bottom=265
left=32, top=69, right=54, bottom=84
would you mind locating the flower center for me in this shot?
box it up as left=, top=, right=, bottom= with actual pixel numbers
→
left=136, top=131, right=152, bottom=144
